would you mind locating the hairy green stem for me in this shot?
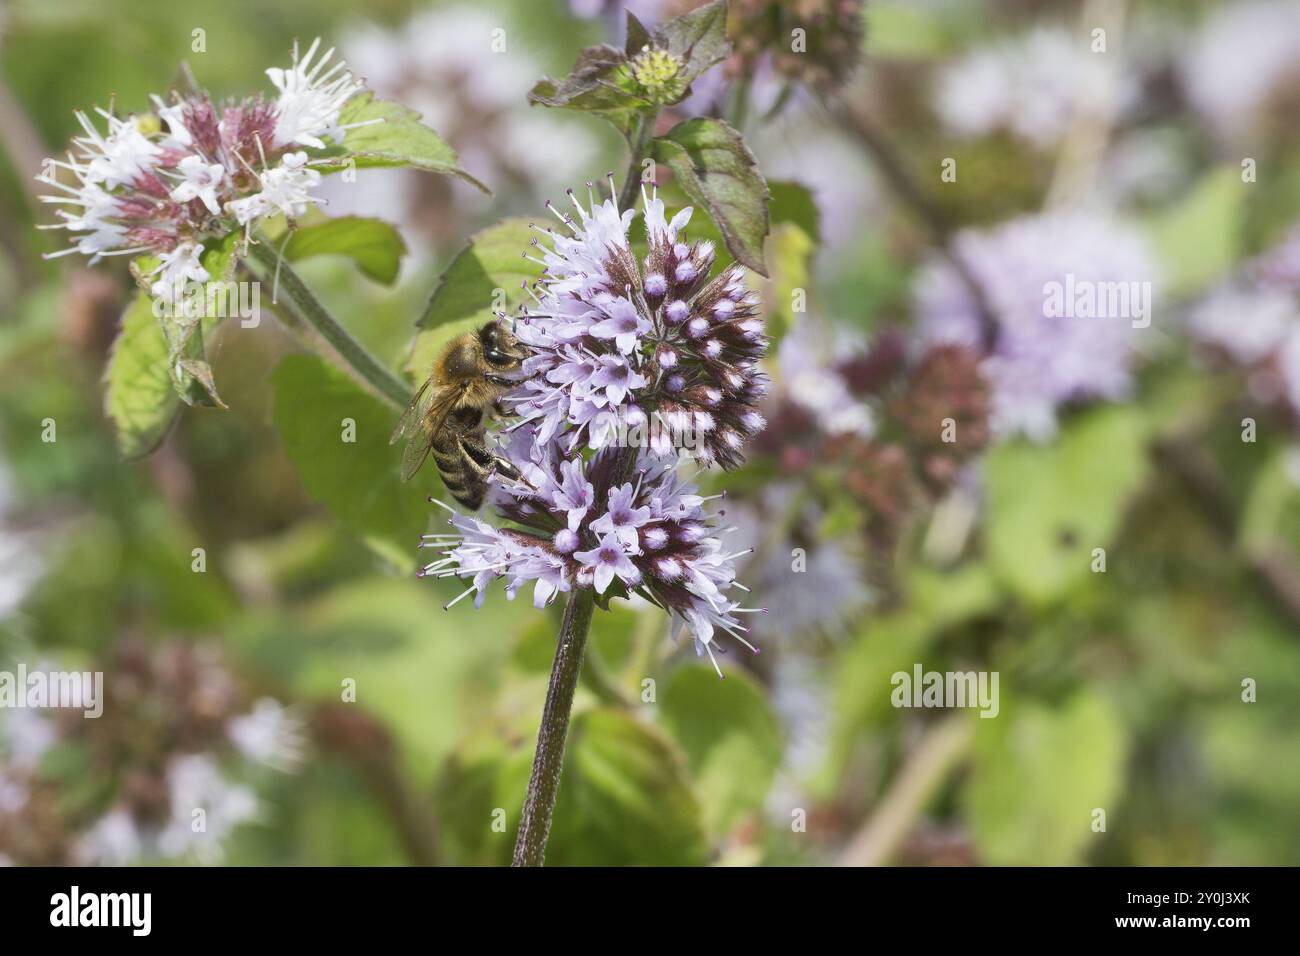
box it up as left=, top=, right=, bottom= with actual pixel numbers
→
left=512, top=445, right=642, bottom=866
left=729, top=74, right=753, bottom=132
left=246, top=238, right=411, bottom=410
left=617, top=113, right=657, bottom=211
left=512, top=587, right=596, bottom=866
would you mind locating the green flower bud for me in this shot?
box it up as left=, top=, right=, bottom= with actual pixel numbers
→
left=627, top=46, right=688, bottom=106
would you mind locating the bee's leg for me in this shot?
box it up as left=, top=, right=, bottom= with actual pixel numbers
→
left=458, top=434, right=533, bottom=490
left=485, top=374, right=517, bottom=388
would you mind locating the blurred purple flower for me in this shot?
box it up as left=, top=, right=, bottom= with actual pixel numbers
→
left=934, top=27, right=1138, bottom=150
left=916, top=212, right=1158, bottom=440
left=1180, top=0, right=1300, bottom=145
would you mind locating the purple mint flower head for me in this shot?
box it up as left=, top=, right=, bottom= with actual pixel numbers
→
left=416, top=181, right=770, bottom=675
left=589, top=481, right=652, bottom=549
left=1186, top=262, right=1300, bottom=420
left=420, top=436, right=765, bottom=678
left=1254, top=223, right=1300, bottom=294
left=574, top=531, right=643, bottom=594
left=513, top=179, right=769, bottom=466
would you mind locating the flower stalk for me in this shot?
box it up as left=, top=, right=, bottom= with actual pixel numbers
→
left=511, top=587, right=596, bottom=867
left=245, top=237, right=411, bottom=410
left=512, top=438, right=641, bottom=866
left=617, top=112, right=657, bottom=212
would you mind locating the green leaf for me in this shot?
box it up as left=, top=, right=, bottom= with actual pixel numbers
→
left=284, top=216, right=407, bottom=285
left=436, top=707, right=707, bottom=866
left=107, top=233, right=243, bottom=454
left=830, top=564, right=1000, bottom=779
left=652, top=118, right=771, bottom=275
left=103, top=293, right=178, bottom=459
left=286, top=577, right=527, bottom=774
left=548, top=709, right=709, bottom=865
left=763, top=182, right=823, bottom=346
left=865, top=2, right=958, bottom=59
left=408, top=218, right=541, bottom=377
left=527, top=45, right=640, bottom=136
left=418, top=218, right=539, bottom=330
left=965, top=690, right=1127, bottom=865
left=271, top=354, right=431, bottom=568
left=1145, top=165, right=1245, bottom=296
left=512, top=603, right=638, bottom=676
left=323, top=93, right=488, bottom=193
left=1240, top=448, right=1300, bottom=553
left=659, top=665, right=782, bottom=836
left=433, top=714, right=536, bottom=866
left=769, top=180, right=821, bottom=243
left=204, top=227, right=242, bottom=279
left=984, top=405, right=1151, bottom=604
left=766, top=222, right=813, bottom=348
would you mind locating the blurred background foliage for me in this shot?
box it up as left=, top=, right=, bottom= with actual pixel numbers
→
left=2, top=0, right=1299, bottom=866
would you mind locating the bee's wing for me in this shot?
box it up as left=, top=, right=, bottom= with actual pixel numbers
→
left=392, top=380, right=438, bottom=482
left=391, top=379, right=432, bottom=445
left=400, top=433, right=434, bottom=483
left=398, top=385, right=464, bottom=483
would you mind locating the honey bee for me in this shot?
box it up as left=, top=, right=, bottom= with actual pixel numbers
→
left=391, top=319, right=529, bottom=509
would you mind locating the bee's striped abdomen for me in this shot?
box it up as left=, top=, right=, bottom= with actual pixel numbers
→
left=431, top=430, right=485, bottom=509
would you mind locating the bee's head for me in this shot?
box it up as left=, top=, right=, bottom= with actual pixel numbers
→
left=479, top=320, right=527, bottom=369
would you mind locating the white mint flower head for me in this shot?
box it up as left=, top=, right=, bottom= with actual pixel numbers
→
left=1187, top=276, right=1300, bottom=418
left=0, top=772, right=27, bottom=817
left=150, top=94, right=192, bottom=147
left=156, top=754, right=259, bottom=864
left=48, top=180, right=128, bottom=260
left=7, top=642, right=305, bottom=867
left=148, top=241, right=209, bottom=302
left=226, top=151, right=322, bottom=226
left=1, top=708, right=57, bottom=772
left=77, top=754, right=262, bottom=866
left=75, top=109, right=162, bottom=189
left=78, top=809, right=144, bottom=866
left=227, top=698, right=305, bottom=772
left=169, top=155, right=226, bottom=214
left=778, top=324, right=875, bottom=437
left=37, top=39, right=362, bottom=277
left=267, top=37, right=365, bottom=149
